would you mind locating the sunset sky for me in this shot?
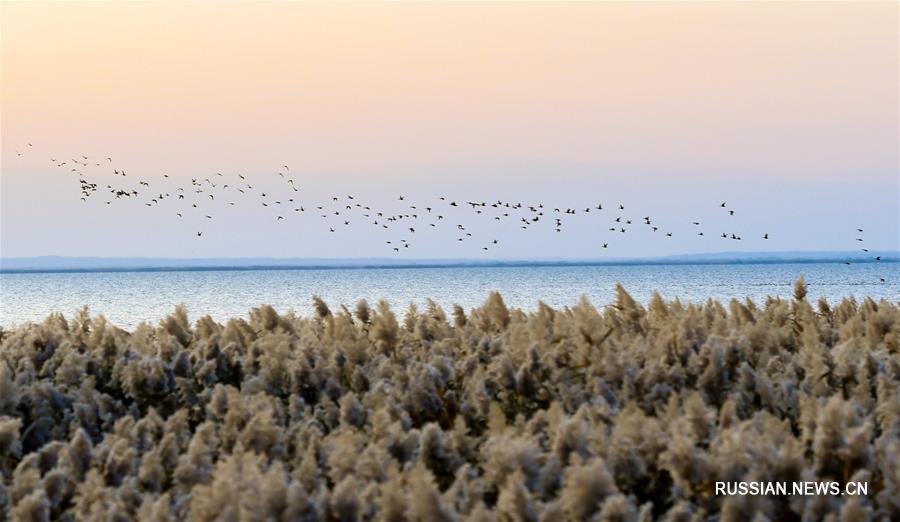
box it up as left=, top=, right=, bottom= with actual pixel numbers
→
left=2, top=1, right=897, bottom=259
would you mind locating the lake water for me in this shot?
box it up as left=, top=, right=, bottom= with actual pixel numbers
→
left=1, top=263, right=897, bottom=329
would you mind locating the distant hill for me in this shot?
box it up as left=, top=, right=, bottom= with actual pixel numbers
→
left=652, top=250, right=899, bottom=263
left=1, top=251, right=896, bottom=273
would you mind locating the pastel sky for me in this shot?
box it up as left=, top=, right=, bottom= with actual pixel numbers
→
left=1, top=1, right=897, bottom=259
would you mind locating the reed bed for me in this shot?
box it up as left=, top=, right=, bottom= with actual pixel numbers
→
left=1, top=279, right=898, bottom=521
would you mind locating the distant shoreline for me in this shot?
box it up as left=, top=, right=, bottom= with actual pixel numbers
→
left=1, top=257, right=896, bottom=275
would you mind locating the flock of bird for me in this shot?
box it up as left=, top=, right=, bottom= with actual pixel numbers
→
left=11, top=143, right=889, bottom=271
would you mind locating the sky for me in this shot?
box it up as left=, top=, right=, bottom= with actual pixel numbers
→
left=1, top=1, right=898, bottom=260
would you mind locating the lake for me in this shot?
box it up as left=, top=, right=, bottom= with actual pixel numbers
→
left=1, top=262, right=896, bottom=329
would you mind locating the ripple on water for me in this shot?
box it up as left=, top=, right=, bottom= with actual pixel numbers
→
left=1, top=263, right=897, bottom=329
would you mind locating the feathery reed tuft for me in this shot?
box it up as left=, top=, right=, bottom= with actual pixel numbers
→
left=1, top=286, right=897, bottom=519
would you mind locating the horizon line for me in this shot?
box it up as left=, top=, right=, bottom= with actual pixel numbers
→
left=2, top=250, right=897, bottom=275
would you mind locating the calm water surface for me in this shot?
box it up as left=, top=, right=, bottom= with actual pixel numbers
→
left=2, top=263, right=897, bottom=329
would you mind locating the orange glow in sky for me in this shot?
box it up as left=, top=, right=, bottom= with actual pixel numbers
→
left=1, top=1, right=897, bottom=258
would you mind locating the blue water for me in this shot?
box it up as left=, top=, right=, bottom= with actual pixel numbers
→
left=1, top=263, right=896, bottom=329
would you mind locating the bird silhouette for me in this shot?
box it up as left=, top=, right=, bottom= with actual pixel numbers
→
left=54, top=151, right=864, bottom=260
